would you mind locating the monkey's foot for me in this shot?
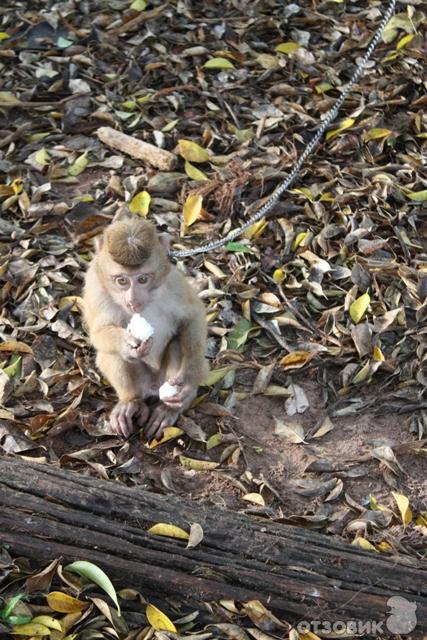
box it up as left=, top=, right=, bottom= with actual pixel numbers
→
left=144, top=403, right=180, bottom=441
left=110, top=400, right=149, bottom=439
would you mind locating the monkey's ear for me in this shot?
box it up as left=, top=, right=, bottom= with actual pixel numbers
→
left=94, top=233, right=104, bottom=252
left=159, top=232, right=171, bottom=253
left=112, top=204, right=131, bottom=223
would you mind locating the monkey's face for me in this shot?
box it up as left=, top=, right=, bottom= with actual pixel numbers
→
left=108, top=262, right=157, bottom=314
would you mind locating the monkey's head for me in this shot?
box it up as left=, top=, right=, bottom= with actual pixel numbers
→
left=96, top=216, right=171, bottom=314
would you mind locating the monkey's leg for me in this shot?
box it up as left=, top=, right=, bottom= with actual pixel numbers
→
left=145, top=335, right=205, bottom=440
left=144, top=339, right=183, bottom=440
left=96, top=353, right=150, bottom=438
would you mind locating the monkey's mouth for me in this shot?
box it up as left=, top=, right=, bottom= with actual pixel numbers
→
left=128, top=304, right=143, bottom=313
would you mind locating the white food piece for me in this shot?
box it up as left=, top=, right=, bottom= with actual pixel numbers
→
left=159, top=382, right=179, bottom=400
left=127, top=314, right=154, bottom=341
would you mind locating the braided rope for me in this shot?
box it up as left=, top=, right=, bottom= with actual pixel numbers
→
left=169, top=0, right=397, bottom=259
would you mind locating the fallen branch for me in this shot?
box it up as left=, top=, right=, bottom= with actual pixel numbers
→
left=97, top=126, right=176, bottom=170
left=0, top=457, right=426, bottom=632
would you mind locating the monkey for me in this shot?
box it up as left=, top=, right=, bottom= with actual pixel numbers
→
left=82, top=215, right=209, bottom=441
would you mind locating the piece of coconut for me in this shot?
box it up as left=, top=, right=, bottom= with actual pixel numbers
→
left=127, top=314, right=154, bottom=341
left=159, top=381, right=179, bottom=400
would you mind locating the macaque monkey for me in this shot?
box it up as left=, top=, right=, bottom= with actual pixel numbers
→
left=83, top=215, right=209, bottom=440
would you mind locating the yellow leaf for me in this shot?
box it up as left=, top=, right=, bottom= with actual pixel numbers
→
left=392, top=492, right=412, bottom=525
left=242, top=218, right=267, bottom=240
left=32, top=616, right=62, bottom=631
left=242, top=493, right=265, bottom=506
left=291, top=186, right=314, bottom=201
left=349, top=292, right=370, bottom=323
left=11, top=178, right=24, bottom=194
left=47, top=592, right=88, bottom=613
left=183, top=193, right=203, bottom=227
left=0, top=32, right=10, bottom=40
left=325, top=117, right=355, bottom=141
left=0, top=91, right=21, bottom=106
left=202, top=366, right=233, bottom=386
left=146, top=603, right=177, bottom=632
left=147, top=523, right=189, bottom=540
left=376, top=541, right=393, bottom=552
left=11, top=623, right=51, bottom=636
left=396, top=33, right=415, bottom=49
left=178, top=139, right=209, bottom=162
left=129, top=190, right=151, bottom=217
left=0, top=183, right=15, bottom=197
left=372, top=345, right=385, bottom=361
left=275, top=41, right=300, bottom=54
left=68, top=151, right=88, bottom=176
left=279, top=350, right=313, bottom=369
left=148, top=426, right=183, bottom=448
left=203, top=57, right=235, bottom=70
left=352, top=537, right=378, bottom=552
left=185, top=160, right=208, bottom=181
left=364, top=128, right=393, bottom=141
left=273, top=268, right=285, bottom=283
left=291, top=231, right=309, bottom=251
left=0, top=341, right=33, bottom=354
left=315, top=82, right=333, bottom=94
left=58, top=296, right=84, bottom=312
left=179, top=456, right=219, bottom=471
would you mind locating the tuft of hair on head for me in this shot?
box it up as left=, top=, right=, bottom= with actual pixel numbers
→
left=104, top=217, right=162, bottom=266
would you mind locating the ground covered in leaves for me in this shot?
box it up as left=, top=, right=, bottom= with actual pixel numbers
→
left=0, top=0, right=426, bottom=636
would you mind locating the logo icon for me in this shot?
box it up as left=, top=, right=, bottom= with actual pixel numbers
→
left=386, top=596, right=417, bottom=634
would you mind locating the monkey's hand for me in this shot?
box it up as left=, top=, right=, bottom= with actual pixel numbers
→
left=160, top=375, right=196, bottom=410
left=110, top=399, right=149, bottom=438
left=121, top=330, right=153, bottom=361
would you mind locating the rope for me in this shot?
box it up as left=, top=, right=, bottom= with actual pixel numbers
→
left=169, top=0, right=397, bottom=259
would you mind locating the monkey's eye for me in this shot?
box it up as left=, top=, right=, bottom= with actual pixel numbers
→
left=115, top=276, right=129, bottom=287
left=137, top=274, right=150, bottom=284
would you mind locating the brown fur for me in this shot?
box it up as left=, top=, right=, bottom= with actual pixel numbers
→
left=104, top=218, right=161, bottom=266
left=83, top=216, right=208, bottom=441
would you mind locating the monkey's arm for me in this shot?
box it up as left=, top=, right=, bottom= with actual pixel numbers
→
left=83, top=264, right=128, bottom=355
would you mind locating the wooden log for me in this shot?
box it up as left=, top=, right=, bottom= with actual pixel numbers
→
left=97, top=127, right=176, bottom=170
left=0, top=458, right=426, bottom=632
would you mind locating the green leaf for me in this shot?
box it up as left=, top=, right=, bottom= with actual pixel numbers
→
left=57, top=36, right=73, bottom=49
left=202, top=366, right=234, bottom=386
left=162, top=118, right=179, bottom=132
left=34, top=148, right=50, bottom=166
left=65, top=561, right=120, bottom=615
left=184, top=161, right=208, bottom=181
left=407, top=189, right=427, bottom=202
left=225, top=242, right=254, bottom=254
left=131, top=0, right=146, bottom=10
left=1, top=594, right=27, bottom=620
left=315, top=82, right=333, bottom=94
left=275, top=41, right=300, bottom=54
left=3, top=355, right=22, bottom=380
left=203, top=57, right=235, bottom=70
left=68, top=151, right=89, bottom=176
left=349, top=293, right=370, bottom=324
left=227, top=319, right=253, bottom=351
